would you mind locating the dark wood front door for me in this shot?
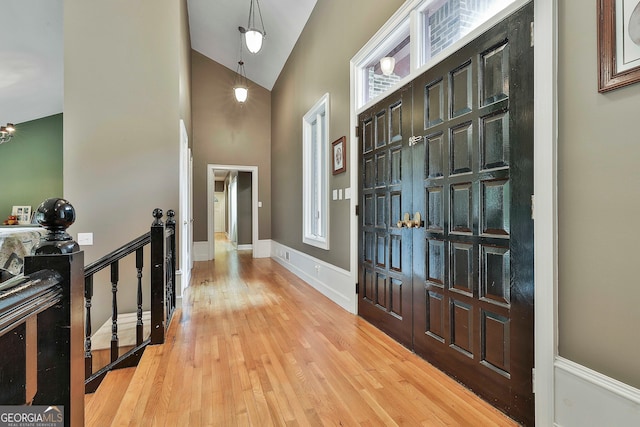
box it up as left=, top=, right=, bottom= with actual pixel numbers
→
left=358, top=85, right=414, bottom=348
left=358, top=3, right=534, bottom=425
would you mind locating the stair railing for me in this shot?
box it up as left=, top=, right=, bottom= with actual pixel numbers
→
left=0, top=198, right=85, bottom=426
left=83, top=208, right=176, bottom=393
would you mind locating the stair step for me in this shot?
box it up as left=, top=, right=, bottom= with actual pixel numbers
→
left=85, top=367, right=136, bottom=426
left=92, top=311, right=151, bottom=350
left=108, top=345, right=166, bottom=426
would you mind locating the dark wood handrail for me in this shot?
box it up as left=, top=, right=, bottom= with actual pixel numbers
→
left=0, top=270, right=63, bottom=337
left=84, top=232, right=150, bottom=277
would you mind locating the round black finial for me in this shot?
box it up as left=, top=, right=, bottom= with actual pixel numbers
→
left=152, top=208, right=163, bottom=226
left=166, top=209, right=176, bottom=226
left=34, top=198, right=80, bottom=255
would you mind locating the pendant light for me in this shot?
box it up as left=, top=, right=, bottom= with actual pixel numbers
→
left=380, top=57, right=396, bottom=76
left=234, top=31, right=249, bottom=103
left=242, top=0, right=266, bottom=54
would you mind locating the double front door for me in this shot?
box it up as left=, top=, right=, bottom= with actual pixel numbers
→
left=358, top=4, right=534, bottom=425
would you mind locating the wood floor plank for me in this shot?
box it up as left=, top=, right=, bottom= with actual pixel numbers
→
left=88, top=235, right=519, bottom=427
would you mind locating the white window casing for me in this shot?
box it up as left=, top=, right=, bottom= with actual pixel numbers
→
left=303, top=93, right=330, bottom=249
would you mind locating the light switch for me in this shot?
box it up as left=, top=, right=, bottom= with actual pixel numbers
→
left=258, top=201, right=263, bottom=208
left=338, top=189, right=343, bottom=200
left=345, top=187, right=351, bottom=199
left=78, top=232, right=93, bottom=246
left=332, top=189, right=338, bottom=200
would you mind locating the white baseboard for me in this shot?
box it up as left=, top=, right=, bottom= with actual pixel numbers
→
left=253, top=239, right=271, bottom=258
left=176, top=268, right=191, bottom=295
left=271, top=241, right=355, bottom=314
left=237, top=244, right=253, bottom=251
left=554, top=357, right=640, bottom=426
left=193, top=241, right=210, bottom=261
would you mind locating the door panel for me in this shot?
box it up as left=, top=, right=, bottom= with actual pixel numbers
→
left=358, top=86, right=413, bottom=348
left=412, top=4, right=533, bottom=424
left=358, top=3, right=534, bottom=425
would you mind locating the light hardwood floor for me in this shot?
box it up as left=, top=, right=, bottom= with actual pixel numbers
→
left=86, top=235, right=518, bottom=426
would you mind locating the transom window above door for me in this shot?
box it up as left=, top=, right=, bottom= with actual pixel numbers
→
left=354, top=0, right=521, bottom=109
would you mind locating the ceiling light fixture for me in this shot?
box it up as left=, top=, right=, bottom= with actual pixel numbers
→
left=234, top=31, right=249, bottom=103
left=380, top=57, right=396, bottom=76
left=0, top=123, right=15, bottom=144
left=240, top=0, right=266, bottom=54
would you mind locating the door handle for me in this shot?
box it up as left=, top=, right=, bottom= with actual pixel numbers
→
left=396, top=212, right=423, bottom=228
left=408, top=135, right=423, bottom=146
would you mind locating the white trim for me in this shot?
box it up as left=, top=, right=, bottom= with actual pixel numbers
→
left=253, top=239, right=272, bottom=258
left=237, top=244, right=253, bottom=251
left=554, top=357, right=640, bottom=426
left=193, top=241, right=210, bottom=261
left=352, top=0, right=529, bottom=113
left=534, top=0, right=558, bottom=425
left=271, top=241, right=354, bottom=313
left=207, top=164, right=259, bottom=260
left=302, top=93, right=330, bottom=250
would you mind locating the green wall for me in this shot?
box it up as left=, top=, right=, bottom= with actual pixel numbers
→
left=0, top=113, right=63, bottom=220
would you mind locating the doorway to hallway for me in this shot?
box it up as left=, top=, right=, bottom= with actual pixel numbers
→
left=207, top=164, right=259, bottom=260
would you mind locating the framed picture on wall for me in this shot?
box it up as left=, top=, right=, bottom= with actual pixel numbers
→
left=598, top=0, right=640, bottom=92
left=12, top=206, right=31, bottom=225
left=332, top=136, right=346, bottom=175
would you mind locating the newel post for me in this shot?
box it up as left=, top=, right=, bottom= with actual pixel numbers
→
left=23, top=198, right=84, bottom=427
left=165, top=210, right=176, bottom=317
left=150, top=208, right=165, bottom=345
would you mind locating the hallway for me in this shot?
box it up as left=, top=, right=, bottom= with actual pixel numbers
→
left=87, top=237, right=518, bottom=426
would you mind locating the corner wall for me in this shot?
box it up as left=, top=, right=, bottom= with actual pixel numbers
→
left=64, top=0, right=190, bottom=329
left=270, top=0, right=405, bottom=270
left=558, top=0, right=640, bottom=389
left=191, top=51, right=271, bottom=243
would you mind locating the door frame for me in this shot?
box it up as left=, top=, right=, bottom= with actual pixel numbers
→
left=206, top=164, right=259, bottom=260
left=179, top=120, right=192, bottom=294
left=348, top=1, right=558, bottom=424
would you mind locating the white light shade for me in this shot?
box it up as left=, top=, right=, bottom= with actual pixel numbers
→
left=234, top=87, right=248, bottom=103
left=245, top=29, right=264, bottom=53
left=380, top=56, right=396, bottom=76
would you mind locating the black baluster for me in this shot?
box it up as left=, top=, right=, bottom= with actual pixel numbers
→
left=110, top=261, right=119, bottom=362
left=166, top=210, right=176, bottom=321
left=136, top=246, right=144, bottom=346
left=84, top=275, right=93, bottom=378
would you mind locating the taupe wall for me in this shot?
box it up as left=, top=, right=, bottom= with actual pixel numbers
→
left=271, top=0, right=405, bottom=269
left=558, top=1, right=640, bottom=388
left=191, top=51, right=271, bottom=243
left=237, top=172, right=252, bottom=245
left=64, top=0, right=191, bottom=330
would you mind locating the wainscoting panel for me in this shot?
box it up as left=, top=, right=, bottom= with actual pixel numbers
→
left=271, top=241, right=356, bottom=313
left=555, top=357, right=640, bottom=426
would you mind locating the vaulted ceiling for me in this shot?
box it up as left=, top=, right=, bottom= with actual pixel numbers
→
left=0, top=0, right=316, bottom=125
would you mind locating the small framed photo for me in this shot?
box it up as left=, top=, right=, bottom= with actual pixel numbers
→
left=598, top=0, right=640, bottom=92
left=332, top=136, right=346, bottom=175
left=12, top=206, right=32, bottom=225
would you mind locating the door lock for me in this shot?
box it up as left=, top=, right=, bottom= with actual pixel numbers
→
left=396, top=212, right=423, bottom=228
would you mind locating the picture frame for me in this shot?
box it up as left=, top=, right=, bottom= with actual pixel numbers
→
left=12, top=206, right=32, bottom=225
left=332, top=136, right=346, bottom=175
left=598, top=0, right=640, bottom=92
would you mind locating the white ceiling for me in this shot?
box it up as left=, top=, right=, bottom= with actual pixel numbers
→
left=0, top=0, right=63, bottom=125
left=188, top=0, right=318, bottom=90
left=0, top=0, right=316, bottom=126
